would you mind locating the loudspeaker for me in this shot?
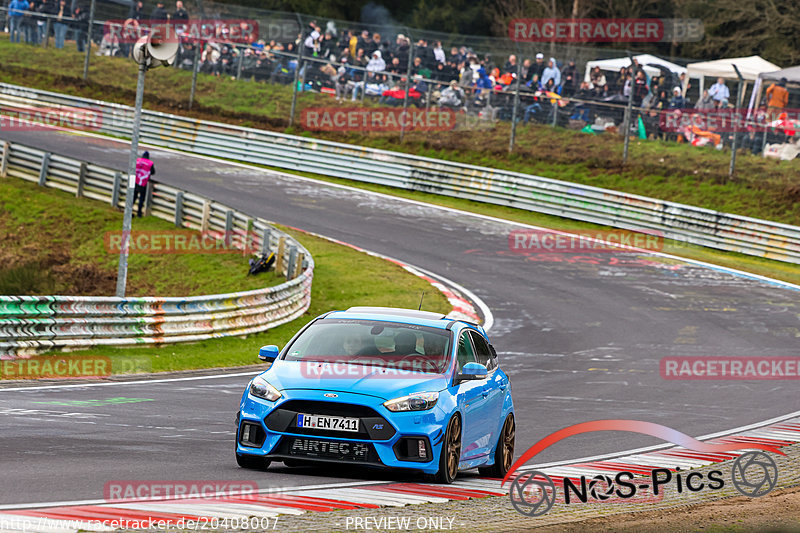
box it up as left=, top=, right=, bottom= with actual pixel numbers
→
left=148, top=37, right=179, bottom=66
left=132, top=36, right=149, bottom=64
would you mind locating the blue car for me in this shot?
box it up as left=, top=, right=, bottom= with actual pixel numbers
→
left=235, top=307, right=515, bottom=483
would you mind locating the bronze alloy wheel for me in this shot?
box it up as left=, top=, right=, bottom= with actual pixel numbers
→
left=446, top=415, right=462, bottom=480
left=502, top=415, right=515, bottom=472
left=479, top=413, right=515, bottom=478
left=434, top=415, right=462, bottom=483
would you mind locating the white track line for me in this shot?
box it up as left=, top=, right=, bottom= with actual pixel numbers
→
left=0, top=371, right=261, bottom=392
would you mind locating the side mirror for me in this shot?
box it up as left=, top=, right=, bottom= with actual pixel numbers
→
left=456, top=362, right=488, bottom=383
left=258, top=345, right=279, bottom=363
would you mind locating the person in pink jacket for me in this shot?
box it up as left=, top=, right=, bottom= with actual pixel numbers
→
left=134, top=151, right=155, bottom=218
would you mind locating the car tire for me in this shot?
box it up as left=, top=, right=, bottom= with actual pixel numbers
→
left=236, top=452, right=270, bottom=470
left=433, top=414, right=462, bottom=484
left=478, top=413, right=515, bottom=478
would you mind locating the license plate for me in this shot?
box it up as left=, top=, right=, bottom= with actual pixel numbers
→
left=289, top=437, right=369, bottom=461
left=297, top=413, right=360, bottom=433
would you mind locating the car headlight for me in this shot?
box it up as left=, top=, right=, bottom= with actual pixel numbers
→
left=383, top=392, right=439, bottom=412
left=249, top=376, right=282, bottom=402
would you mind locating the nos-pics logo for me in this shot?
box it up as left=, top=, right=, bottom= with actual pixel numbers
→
left=504, top=420, right=781, bottom=517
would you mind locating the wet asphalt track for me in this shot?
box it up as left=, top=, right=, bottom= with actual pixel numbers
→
left=0, top=128, right=798, bottom=506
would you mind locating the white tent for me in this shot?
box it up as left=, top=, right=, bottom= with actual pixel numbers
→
left=747, top=65, right=800, bottom=116
left=583, top=54, right=686, bottom=82
left=685, top=56, right=780, bottom=96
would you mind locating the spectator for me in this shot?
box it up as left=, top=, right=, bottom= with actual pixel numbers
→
left=8, top=0, right=29, bottom=43
left=366, top=49, right=385, bottom=73
left=532, top=53, right=546, bottom=79
left=695, top=89, right=714, bottom=110
left=129, top=0, right=143, bottom=21
left=766, top=77, right=789, bottom=120
left=432, top=41, right=445, bottom=64
left=98, top=25, right=120, bottom=56
left=668, top=86, right=686, bottom=109
left=520, top=58, right=533, bottom=83
left=502, top=54, right=517, bottom=75
left=52, top=0, right=69, bottom=48
left=22, top=0, right=38, bottom=44
left=561, top=60, right=577, bottom=96
left=708, top=77, right=730, bottom=107
left=357, top=29, right=370, bottom=53
left=393, top=34, right=409, bottom=66
left=172, top=0, right=188, bottom=21
left=72, top=3, right=88, bottom=52
left=633, top=69, right=649, bottom=106
left=303, top=23, right=320, bottom=57
left=387, top=56, right=402, bottom=75
left=438, top=79, right=464, bottom=109
left=150, top=1, right=167, bottom=21
left=38, top=0, right=57, bottom=44
left=540, top=57, right=560, bottom=90
left=365, top=32, right=380, bottom=56
left=590, top=66, right=607, bottom=95
left=134, top=151, right=155, bottom=218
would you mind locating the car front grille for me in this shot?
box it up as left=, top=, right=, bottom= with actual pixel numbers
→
left=264, top=399, right=396, bottom=440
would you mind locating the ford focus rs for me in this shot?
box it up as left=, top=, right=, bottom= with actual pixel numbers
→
left=235, top=307, right=515, bottom=483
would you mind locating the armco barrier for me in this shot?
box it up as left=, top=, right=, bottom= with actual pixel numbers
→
left=0, top=139, right=313, bottom=358
left=1, top=82, right=800, bottom=264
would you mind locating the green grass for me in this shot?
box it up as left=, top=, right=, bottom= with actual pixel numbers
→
left=66, top=227, right=451, bottom=373
left=0, top=178, right=451, bottom=374
left=1, top=37, right=799, bottom=226
left=0, top=178, right=283, bottom=296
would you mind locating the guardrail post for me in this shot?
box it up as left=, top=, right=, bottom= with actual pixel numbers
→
left=76, top=162, right=87, bottom=197
left=144, top=181, right=154, bottom=217
left=287, top=245, right=298, bottom=280
left=200, top=200, right=211, bottom=232
left=224, top=209, right=234, bottom=246
left=294, top=251, right=305, bottom=279
left=38, top=152, right=51, bottom=186
left=261, top=227, right=272, bottom=255
left=174, top=192, right=184, bottom=227
left=111, top=171, right=122, bottom=207
left=275, top=237, right=286, bottom=274
left=0, top=141, right=9, bottom=177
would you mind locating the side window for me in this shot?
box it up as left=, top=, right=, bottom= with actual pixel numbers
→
left=456, top=332, right=476, bottom=372
left=469, top=331, right=495, bottom=371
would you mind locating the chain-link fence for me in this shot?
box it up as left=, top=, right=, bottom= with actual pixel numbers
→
left=2, top=2, right=799, bottom=177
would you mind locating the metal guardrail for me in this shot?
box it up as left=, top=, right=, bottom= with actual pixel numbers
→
left=0, top=138, right=314, bottom=357
left=1, top=82, right=799, bottom=264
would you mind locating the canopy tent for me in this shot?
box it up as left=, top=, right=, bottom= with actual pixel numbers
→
left=747, top=65, right=800, bottom=115
left=685, top=56, right=780, bottom=98
left=583, top=54, right=686, bottom=83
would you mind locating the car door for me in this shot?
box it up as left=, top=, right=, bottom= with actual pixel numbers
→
left=469, top=331, right=505, bottom=452
left=454, top=331, right=492, bottom=461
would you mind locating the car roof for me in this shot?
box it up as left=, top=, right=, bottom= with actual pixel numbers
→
left=323, top=307, right=451, bottom=329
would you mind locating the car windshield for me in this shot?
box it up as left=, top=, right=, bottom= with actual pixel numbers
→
left=282, top=319, right=452, bottom=374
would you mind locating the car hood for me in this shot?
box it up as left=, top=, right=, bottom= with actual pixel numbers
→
left=262, top=360, right=450, bottom=401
